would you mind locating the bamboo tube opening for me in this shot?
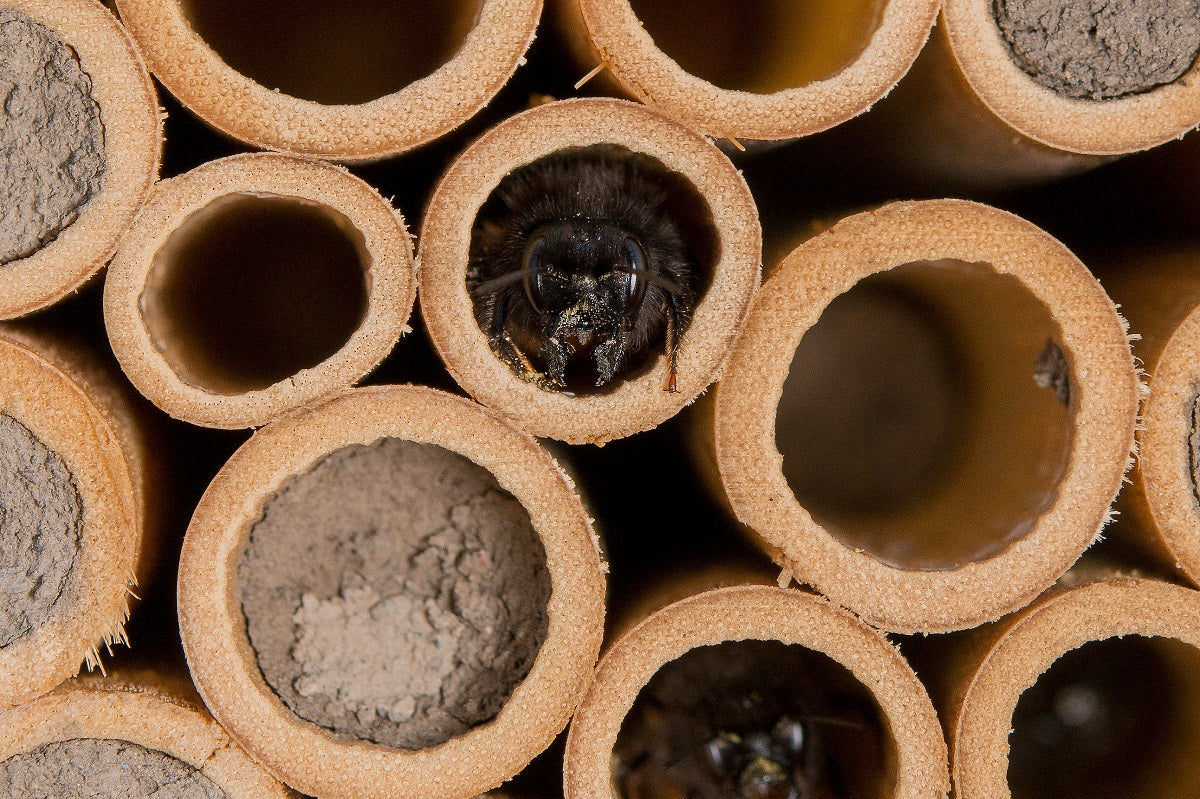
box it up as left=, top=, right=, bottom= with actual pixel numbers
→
left=420, top=98, right=760, bottom=443
left=626, top=0, right=887, bottom=93
left=179, top=386, right=605, bottom=799
left=0, top=682, right=293, bottom=798
left=1006, top=635, right=1200, bottom=799
left=177, top=0, right=482, bottom=105
left=0, top=333, right=145, bottom=710
left=466, top=144, right=720, bottom=398
left=564, top=586, right=949, bottom=799
left=0, top=0, right=159, bottom=319
left=614, top=639, right=896, bottom=799
left=563, top=0, right=937, bottom=141
left=114, top=0, right=538, bottom=159
left=105, top=153, right=416, bottom=429
left=952, top=578, right=1200, bottom=799
left=142, top=193, right=370, bottom=396
left=713, top=200, right=1139, bottom=633
left=777, top=258, right=1074, bottom=571
left=237, top=437, right=552, bottom=750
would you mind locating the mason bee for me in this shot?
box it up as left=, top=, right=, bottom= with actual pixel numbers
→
left=467, top=146, right=701, bottom=394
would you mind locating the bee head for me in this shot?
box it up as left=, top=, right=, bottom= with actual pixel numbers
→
left=521, top=219, right=647, bottom=342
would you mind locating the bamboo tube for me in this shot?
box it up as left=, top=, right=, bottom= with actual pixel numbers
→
left=111, top=0, right=539, bottom=161
left=0, top=328, right=154, bottom=710
left=555, top=0, right=939, bottom=143
left=847, top=0, right=1200, bottom=190
left=946, top=576, right=1200, bottom=799
left=0, top=0, right=160, bottom=319
left=711, top=199, right=1140, bottom=634
left=104, top=152, right=416, bottom=430
left=0, top=676, right=294, bottom=797
left=177, top=385, right=606, bottom=799
left=419, top=97, right=761, bottom=444
left=564, top=585, right=949, bottom=799
left=1092, top=245, right=1200, bottom=585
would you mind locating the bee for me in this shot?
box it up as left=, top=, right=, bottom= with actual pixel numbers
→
left=467, top=147, right=701, bottom=394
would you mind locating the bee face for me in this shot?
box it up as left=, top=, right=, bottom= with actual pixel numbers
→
left=706, top=717, right=814, bottom=799
left=468, top=147, right=702, bottom=393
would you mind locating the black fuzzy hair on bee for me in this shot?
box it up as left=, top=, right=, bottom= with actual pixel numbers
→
left=468, top=146, right=699, bottom=393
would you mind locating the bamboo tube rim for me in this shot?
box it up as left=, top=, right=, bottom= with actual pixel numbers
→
left=0, top=682, right=293, bottom=797
left=563, top=585, right=950, bottom=799
left=0, top=335, right=141, bottom=710
left=571, top=0, right=939, bottom=141
left=112, top=0, right=540, bottom=160
left=1138, top=304, right=1200, bottom=583
left=178, top=385, right=606, bottom=799
left=0, top=0, right=160, bottom=319
left=713, top=199, right=1139, bottom=634
left=942, top=0, right=1200, bottom=155
left=419, top=97, right=761, bottom=444
left=952, top=577, right=1200, bottom=799
left=104, top=152, right=415, bottom=430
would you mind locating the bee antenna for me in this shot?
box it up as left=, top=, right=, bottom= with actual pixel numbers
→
left=470, top=267, right=540, bottom=296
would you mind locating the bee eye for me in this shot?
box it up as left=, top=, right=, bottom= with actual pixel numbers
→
left=620, top=236, right=648, bottom=312
left=522, top=235, right=549, bottom=314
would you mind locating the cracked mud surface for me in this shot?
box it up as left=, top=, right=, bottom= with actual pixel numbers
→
left=0, top=413, right=83, bottom=648
left=238, top=438, right=551, bottom=749
left=1, top=10, right=105, bottom=264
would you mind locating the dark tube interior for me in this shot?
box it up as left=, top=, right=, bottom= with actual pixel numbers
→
left=626, top=0, right=888, bottom=93
left=777, top=259, right=1075, bottom=570
left=142, top=193, right=369, bottom=395
left=1008, top=635, right=1200, bottom=799
left=178, top=0, right=482, bottom=104
left=614, top=640, right=896, bottom=799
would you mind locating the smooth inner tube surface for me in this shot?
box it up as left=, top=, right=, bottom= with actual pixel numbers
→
left=778, top=259, right=1074, bottom=570
left=614, top=640, right=895, bottom=799
left=1008, top=635, right=1200, bottom=799
left=142, top=193, right=369, bottom=395
left=238, top=438, right=551, bottom=750
left=627, top=0, right=887, bottom=93
left=179, top=0, right=481, bottom=104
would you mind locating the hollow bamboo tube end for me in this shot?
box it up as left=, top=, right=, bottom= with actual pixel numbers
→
left=104, top=152, right=415, bottom=429
left=562, top=0, right=939, bottom=141
left=0, top=332, right=146, bottom=710
left=419, top=97, right=761, bottom=444
left=564, top=585, right=949, bottom=799
left=178, top=385, right=606, bottom=799
left=951, top=577, right=1200, bottom=799
left=941, top=0, right=1200, bottom=155
left=713, top=199, right=1140, bottom=633
left=112, top=0, right=539, bottom=160
left=0, top=0, right=160, bottom=319
left=0, top=679, right=294, bottom=797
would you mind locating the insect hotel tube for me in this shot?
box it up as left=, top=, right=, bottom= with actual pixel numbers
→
left=0, top=676, right=295, bottom=798
left=710, top=199, right=1140, bottom=634
left=0, top=0, right=160, bottom=319
left=0, top=328, right=154, bottom=710
left=112, top=0, right=536, bottom=160
left=419, top=97, right=761, bottom=444
left=554, top=0, right=938, bottom=143
left=104, top=152, right=416, bottom=430
left=177, top=385, right=606, bottom=799
left=1090, top=247, right=1200, bottom=585
left=941, top=576, right=1200, bottom=799
left=564, top=585, right=950, bottom=799
left=847, top=0, right=1200, bottom=190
